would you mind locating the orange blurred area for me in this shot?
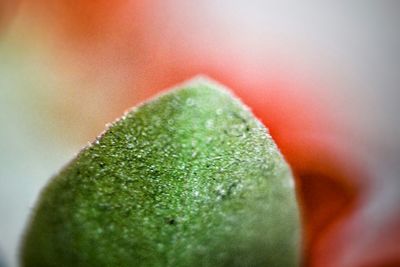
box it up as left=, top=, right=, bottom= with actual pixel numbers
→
left=0, top=0, right=20, bottom=32
left=21, top=0, right=130, bottom=40
left=2, top=1, right=400, bottom=267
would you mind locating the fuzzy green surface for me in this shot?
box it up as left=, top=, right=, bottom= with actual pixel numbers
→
left=21, top=78, right=300, bottom=267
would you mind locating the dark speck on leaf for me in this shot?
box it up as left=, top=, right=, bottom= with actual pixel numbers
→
left=167, top=218, right=176, bottom=225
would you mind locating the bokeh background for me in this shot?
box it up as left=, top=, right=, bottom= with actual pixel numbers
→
left=1, top=1, right=399, bottom=267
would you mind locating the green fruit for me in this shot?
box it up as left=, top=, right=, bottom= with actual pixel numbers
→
left=21, top=77, right=300, bottom=267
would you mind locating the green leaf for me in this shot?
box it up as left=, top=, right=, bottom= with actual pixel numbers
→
left=21, top=77, right=300, bottom=267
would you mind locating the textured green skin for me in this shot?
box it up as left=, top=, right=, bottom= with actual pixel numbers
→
left=21, top=79, right=300, bottom=267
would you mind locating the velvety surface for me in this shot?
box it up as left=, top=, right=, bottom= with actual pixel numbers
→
left=21, top=79, right=299, bottom=267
